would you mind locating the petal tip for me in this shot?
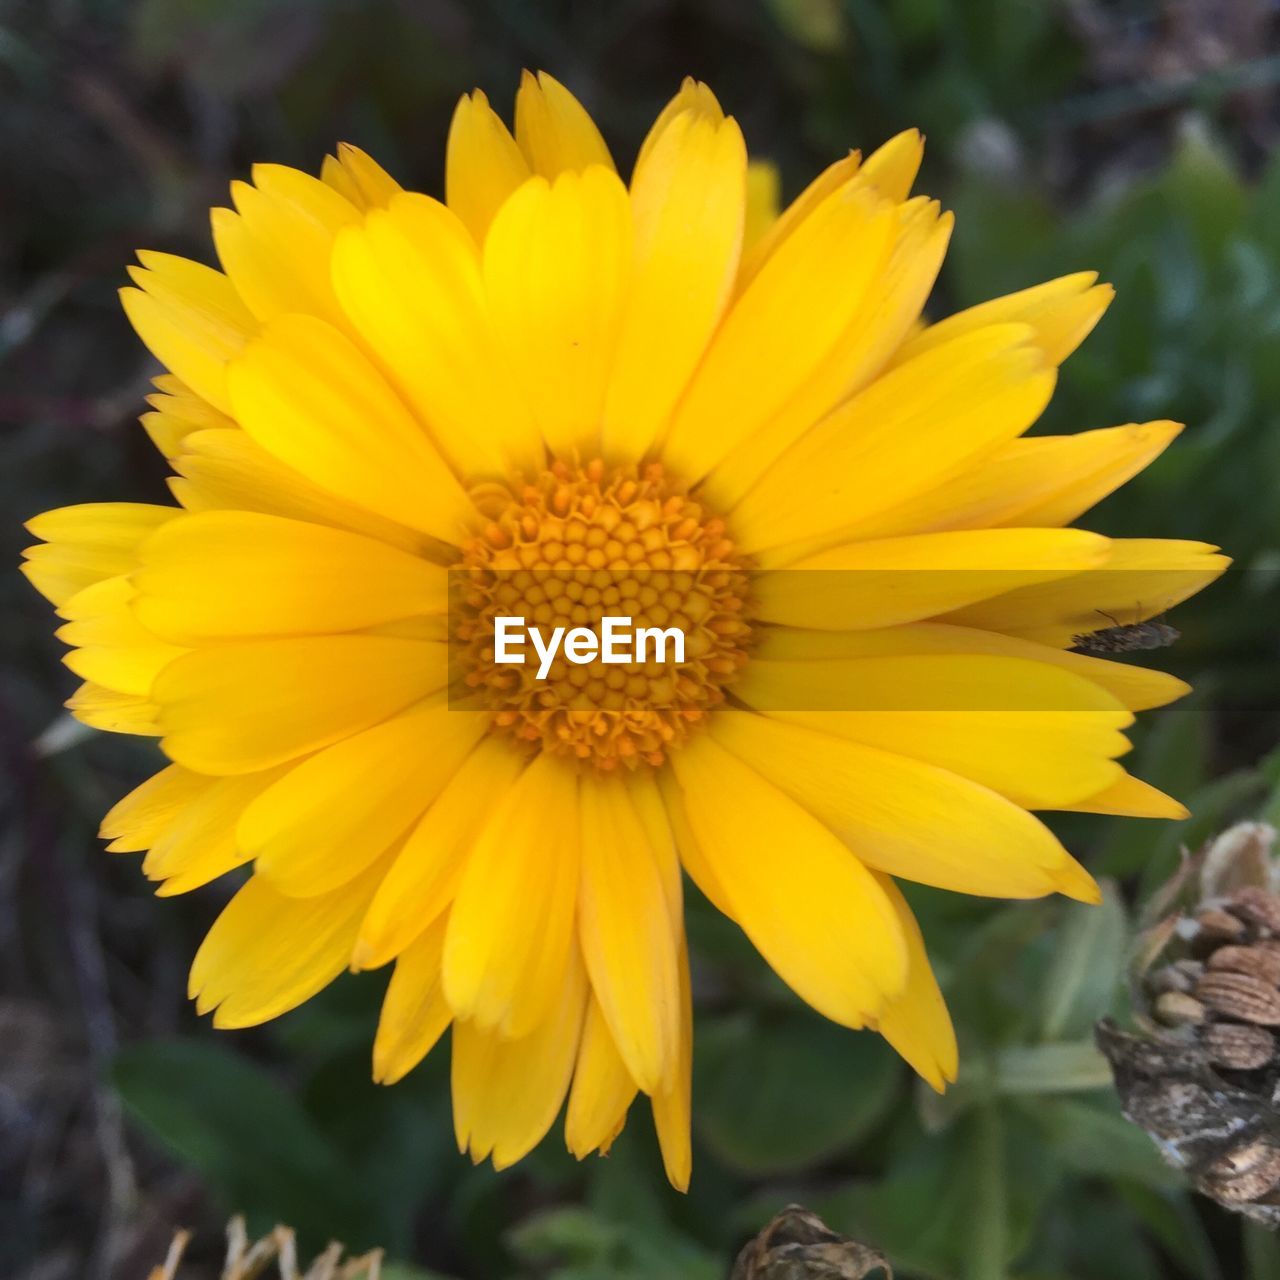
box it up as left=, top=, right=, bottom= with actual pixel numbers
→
left=1057, top=861, right=1103, bottom=905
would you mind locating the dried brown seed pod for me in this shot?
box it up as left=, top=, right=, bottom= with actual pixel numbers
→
left=1201, top=1023, right=1276, bottom=1071
left=1191, top=908, right=1249, bottom=946
left=1207, top=944, right=1280, bottom=985
left=1194, top=971, right=1280, bottom=1025
left=1153, top=990, right=1206, bottom=1026
left=1227, top=886, right=1280, bottom=936
left=1202, top=1139, right=1280, bottom=1204
left=1100, top=822, right=1280, bottom=1227
left=730, top=1206, right=892, bottom=1280
left=1149, top=960, right=1204, bottom=995
left=1098, top=1020, right=1280, bottom=1227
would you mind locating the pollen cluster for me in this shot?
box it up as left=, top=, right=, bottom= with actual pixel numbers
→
left=455, top=459, right=752, bottom=769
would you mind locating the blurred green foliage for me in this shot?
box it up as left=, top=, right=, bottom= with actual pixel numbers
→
left=6, top=1, right=1280, bottom=1278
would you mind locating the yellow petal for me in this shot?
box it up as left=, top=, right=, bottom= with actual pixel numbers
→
left=56, top=576, right=187, bottom=696
left=227, top=314, right=474, bottom=544
left=669, top=733, right=908, bottom=1028
left=132, top=510, right=447, bottom=643
left=1061, top=772, right=1189, bottom=819
left=153, top=636, right=448, bottom=774
left=743, top=160, right=781, bottom=256
left=66, top=682, right=161, bottom=735
left=169, top=428, right=427, bottom=556
left=452, top=950, right=588, bottom=1169
left=321, top=143, right=402, bottom=211
left=858, top=129, right=925, bottom=200
left=483, top=167, right=632, bottom=456
left=1005, top=423, right=1183, bottom=528
left=373, top=917, right=452, bottom=1084
left=190, top=863, right=382, bottom=1028
left=243, top=702, right=486, bottom=896
left=737, top=151, right=860, bottom=289
left=755, top=621, right=1190, bottom=713
left=943, top=538, right=1230, bottom=645
left=446, top=89, right=531, bottom=243
left=735, top=652, right=1132, bottom=807
left=897, top=272, right=1113, bottom=368
left=873, top=876, right=958, bottom=1090
left=651, top=931, right=694, bottom=1192
left=660, top=184, right=896, bottom=484
left=140, top=379, right=233, bottom=458
left=729, top=324, right=1055, bottom=559
left=146, top=373, right=236, bottom=432
left=355, top=736, right=527, bottom=970
left=332, top=193, right=542, bottom=477
left=821, top=194, right=953, bottom=390
left=138, top=410, right=201, bottom=461
left=634, top=77, right=724, bottom=173
left=710, top=708, right=1099, bottom=903
left=602, top=109, right=746, bottom=459
left=704, top=197, right=953, bottom=509
left=735, top=650, right=1131, bottom=714
left=565, top=996, right=638, bottom=1159
left=839, top=421, right=1184, bottom=540
left=655, top=768, right=733, bottom=917
left=442, top=752, right=580, bottom=1037
left=119, top=253, right=255, bottom=414
left=212, top=165, right=360, bottom=326
left=625, top=769, right=684, bottom=920
left=732, top=132, right=911, bottom=294
left=100, top=764, right=211, bottom=852
left=22, top=502, right=177, bottom=607
left=514, top=70, right=613, bottom=177
left=754, top=528, right=1111, bottom=629
left=144, top=766, right=289, bottom=895
left=578, top=775, right=680, bottom=1093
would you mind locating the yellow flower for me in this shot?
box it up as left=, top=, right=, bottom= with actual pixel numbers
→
left=22, top=71, right=1226, bottom=1190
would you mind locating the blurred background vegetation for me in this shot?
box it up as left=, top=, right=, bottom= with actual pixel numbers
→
left=5, top=0, right=1280, bottom=1277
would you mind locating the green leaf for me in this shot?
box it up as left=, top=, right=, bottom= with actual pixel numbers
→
left=947, top=179, right=1056, bottom=303
left=693, top=1010, right=901, bottom=1176
left=820, top=1107, right=1056, bottom=1278
left=942, top=897, right=1057, bottom=1041
left=1246, top=1221, right=1280, bottom=1280
left=1094, top=694, right=1211, bottom=882
left=112, top=1039, right=370, bottom=1248
left=1048, top=1185, right=1165, bottom=1280
left=300, top=1046, right=456, bottom=1254
left=509, top=1207, right=624, bottom=1267
left=1038, top=880, right=1127, bottom=1042
left=1116, top=1183, right=1222, bottom=1280
left=1161, top=122, right=1247, bottom=262
left=1024, top=1097, right=1179, bottom=1190
left=991, top=1041, right=1114, bottom=1095
left=507, top=1206, right=719, bottom=1280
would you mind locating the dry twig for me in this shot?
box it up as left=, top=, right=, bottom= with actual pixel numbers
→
left=147, top=1217, right=383, bottom=1280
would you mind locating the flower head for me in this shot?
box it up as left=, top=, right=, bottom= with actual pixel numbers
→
left=23, top=71, right=1227, bottom=1189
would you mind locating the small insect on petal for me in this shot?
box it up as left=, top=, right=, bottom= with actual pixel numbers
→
left=1071, top=610, right=1181, bottom=656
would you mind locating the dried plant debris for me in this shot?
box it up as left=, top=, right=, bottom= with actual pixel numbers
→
left=1098, top=822, right=1280, bottom=1226
left=148, top=1217, right=383, bottom=1280
left=730, top=1206, right=891, bottom=1280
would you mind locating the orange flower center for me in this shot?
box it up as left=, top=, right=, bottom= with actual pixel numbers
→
left=456, top=459, right=752, bottom=769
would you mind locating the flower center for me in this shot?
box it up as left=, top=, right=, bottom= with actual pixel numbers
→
left=455, top=458, right=752, bottom=769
